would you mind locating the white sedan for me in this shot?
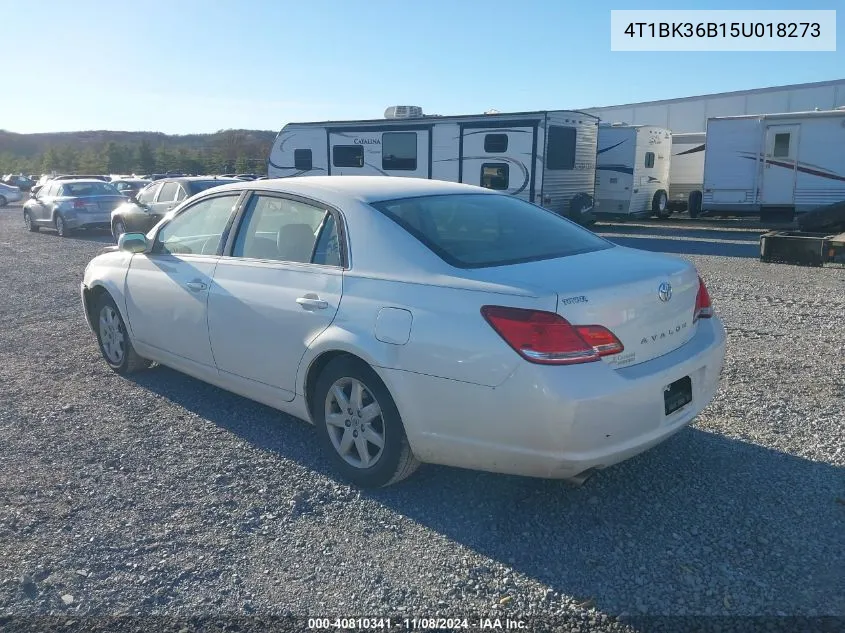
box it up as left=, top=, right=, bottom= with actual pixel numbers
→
left=81, top=177, right=726, bottom=487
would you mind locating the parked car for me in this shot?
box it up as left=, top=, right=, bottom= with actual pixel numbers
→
left=31, top=174, right=111, bottom=196
left=2, top=175, right=34, bottom=191
left=110, top=176, right=240, bottom=238
left=0, top=182, right=23, bottom=207
left=111, top=178, right=152, bottom=197
left=81, top=176, right=727, bottom=488
left=23, top=179, right=126, bottom=237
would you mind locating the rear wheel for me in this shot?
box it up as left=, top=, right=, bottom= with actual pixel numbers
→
left=313, top=356, right=420, bottom=488
left=94, top=293, right=151, bottom=374
left=688, top=191, right=702, bottom=219
left=55, top=213, right=69, bottom=237
left=24, top=211, right=39, bottom=232
left=652, top=190, right=670, bottom=219
left=0, top=195, right=7, bottom=208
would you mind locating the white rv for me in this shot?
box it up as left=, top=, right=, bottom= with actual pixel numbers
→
left=702, top=109, right=845, bottom=219
left=268, top=107, right=599, bottom=223
left=593, top=124, right=672, bottom=219
left=667, top=132, right=705, bottom=216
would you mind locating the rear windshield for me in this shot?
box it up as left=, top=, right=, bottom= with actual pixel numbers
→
left=188, top=179, right=238, bottom=195
left=370, top=193, right=612, bottom=268
left=59, top=182, right=120, bottom=197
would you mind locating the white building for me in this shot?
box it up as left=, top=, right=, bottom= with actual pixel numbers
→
left=581, top=79, right=845, bottom=133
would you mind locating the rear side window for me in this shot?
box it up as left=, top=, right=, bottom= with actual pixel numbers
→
left=484, top=134, right=508, bottom=153
left=547, top=126, right=576, bottom=170
left=294, top=149, right=313, bottom=171
left=333, top=145, right=364, bottom=168
left=644, top=152, right=655, bottom=168
left=371, top=193, right=611, bottom=269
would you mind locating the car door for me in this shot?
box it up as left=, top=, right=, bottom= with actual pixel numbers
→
left=127, top=181, right=162, bottom=232
left=27, top=183, right=48, bottom=221
left=207, top=193, right=344, bottom=400
left=123, top=191, right=245, bottom=369
left=154, top=180, right=181, bottom=217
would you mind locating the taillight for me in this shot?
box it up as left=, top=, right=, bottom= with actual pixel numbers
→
left=480, top=306, right=624, bottom=365
left=694, top=276, right=713, bottom=322
left=73, top=200, right=86, bottom=209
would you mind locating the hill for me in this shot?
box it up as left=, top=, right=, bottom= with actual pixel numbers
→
left=0, top=129, right=277, bottom=176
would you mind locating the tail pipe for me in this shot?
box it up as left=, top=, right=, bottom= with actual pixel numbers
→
left=565, top=467, right=599, bottom=488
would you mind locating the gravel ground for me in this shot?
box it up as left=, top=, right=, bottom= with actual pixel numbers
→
left=0, top=206, right=843, bottom=633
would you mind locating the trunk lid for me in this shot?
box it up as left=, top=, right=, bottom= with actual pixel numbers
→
left=466, top=245, right=700, bottom=368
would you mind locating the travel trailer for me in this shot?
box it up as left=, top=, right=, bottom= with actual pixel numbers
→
left=268, top=107, right=600, bottom=224
left=593, top=124, right=672, bottom=219
left=702, top=109, right=845, bottom=220
left=667, top=132, right=705, bottom=216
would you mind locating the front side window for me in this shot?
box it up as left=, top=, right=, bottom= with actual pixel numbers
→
left=644, top=152, right=655, bottom=169
left=333, top=145, right=364, bottom=168
left=294, top=149, right=313, bottom=171
left=137, top=182, right=162, bottom=205
left=157, top=181, right=179, bottom=202
left=547, top=126, right=576, bottom=170
left=232, top=195, right=329, bottom=264
left=371, top=193, right=611, bottom=269
left=382, top=132, right=417, bottom=170
left=480, top=163, right=509, bottom=190
left=155, top=194, right=240, bottom=256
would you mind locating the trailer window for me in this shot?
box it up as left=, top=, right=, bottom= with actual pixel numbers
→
left=547, top=126, right=576, bottom=170
left=644, top=152, right=655, bottom=168
left=294, top=149, right=313, bottom=171
left=382, top=132, right=418, bottom=171
left=333, top=145, right=364, bottom=168
left=484, top=134, right=508, bottom=153
left=772, top=133, right=790, bottom=158
left=480, top=163, right=509, bottom=190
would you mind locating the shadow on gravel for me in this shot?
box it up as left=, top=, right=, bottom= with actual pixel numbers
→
left=601, top=234, right=759, bottom=259
left=129, top=366, right=845, bottom=619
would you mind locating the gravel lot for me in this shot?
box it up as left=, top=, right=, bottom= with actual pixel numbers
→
left=0, top=203, right=843, bottom=633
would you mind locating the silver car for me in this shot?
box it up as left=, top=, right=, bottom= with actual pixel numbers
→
left=23, top=179, right=127, bottom=237
left=0, top=183, right=23, bottom=207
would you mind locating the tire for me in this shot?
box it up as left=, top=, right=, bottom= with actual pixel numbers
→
left=688, top=191, right=702, bottom=219
left=24, top=211, right=39, bottom=232
left=55, top=213, right=69, bottom=237
left=0, top=196, right=7, bottom=208
left=112, top=217, right=127, bottom=241
left=312, top=356, right=420, bottom=488
left=569, top=193, right=595, bottom=226
left=94, top=293, right=151, bottom=374
left=652, top=190, right=670, bottom=219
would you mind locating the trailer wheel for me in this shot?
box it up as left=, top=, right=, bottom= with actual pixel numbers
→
left=688, top=191, right=702, bottom=219
left=652, top=190, right=670, bottom=219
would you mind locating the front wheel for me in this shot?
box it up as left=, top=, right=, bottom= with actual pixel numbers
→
left=94, top=294, right=151, bottom=374
left=313, top=356, right=420, bottom=488
left=24, top=211, right=39, bottom=232
left=653, top=190, right=670, bottom=219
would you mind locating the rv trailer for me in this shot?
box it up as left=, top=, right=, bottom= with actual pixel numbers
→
left=667, top=132, right=705, bottom=216
left=268, top=107, right=599, bottom=224
left=593, top=124, right=672, bottom=219
left=702, top=109, right=845, bottom=221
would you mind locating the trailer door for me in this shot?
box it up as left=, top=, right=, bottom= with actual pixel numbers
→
left=460, top=124, right=536, bottom=201
left=761, top=124, right=799, bottom=205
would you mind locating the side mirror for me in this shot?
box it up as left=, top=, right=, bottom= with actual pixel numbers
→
left=30, top=186, right=41, bottom=198
left=118, top=232, right=149, bottom=253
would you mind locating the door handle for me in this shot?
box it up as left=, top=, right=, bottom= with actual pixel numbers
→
left=296, top=296, right=329, bottom=310
left=186, top=280, right=207, bottom=292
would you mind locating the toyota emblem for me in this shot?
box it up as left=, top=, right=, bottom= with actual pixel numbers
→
left=658, top=282, right=672, bottom=302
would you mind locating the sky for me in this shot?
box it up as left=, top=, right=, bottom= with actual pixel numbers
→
left=1, top=0, right=842, bottom=134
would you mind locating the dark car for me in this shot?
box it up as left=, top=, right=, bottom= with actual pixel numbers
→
left=110, top=176, right=240, bottom=239
left=2, top=175, right=34, bottom=191
left=111, top=178, right=152, bottom=197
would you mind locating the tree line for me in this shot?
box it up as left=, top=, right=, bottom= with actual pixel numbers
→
left=0, top=129, right=275, bottom=177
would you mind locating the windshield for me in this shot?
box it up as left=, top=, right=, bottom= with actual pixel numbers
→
left=370, top=193, right=612, bottom=269
left=59, top=182, right=121, bottom=197
left=188, top=179, right=238, bottom=195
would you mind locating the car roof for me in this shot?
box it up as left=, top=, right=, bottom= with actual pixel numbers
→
left=207, top=176, right=495, bottom=204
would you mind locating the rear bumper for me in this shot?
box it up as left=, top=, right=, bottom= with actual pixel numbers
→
left=383, top=316, right=727, bottom=480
